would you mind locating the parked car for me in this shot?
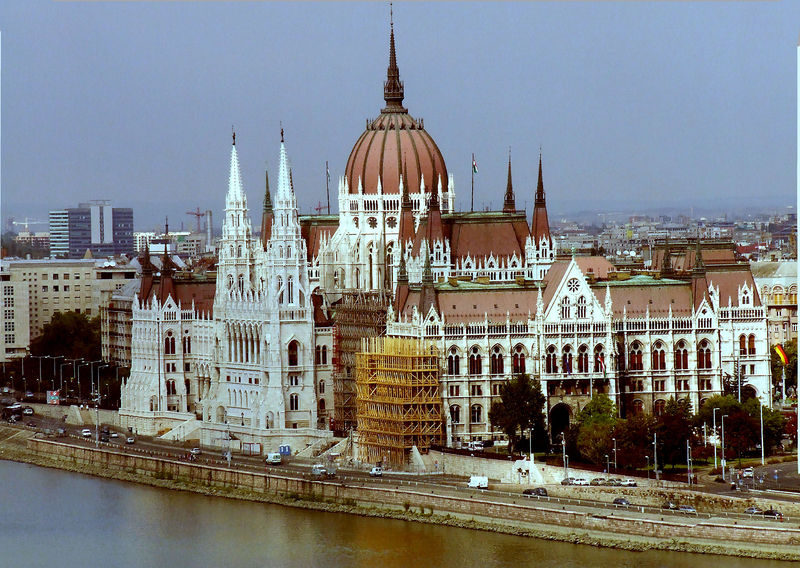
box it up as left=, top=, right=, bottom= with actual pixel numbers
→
left=590, top=477, right=607, bottom=486
left=101, top=426, right=110, bottom=435
left=125, top=436, right=135, bottom=444
left=311, top=464, right=327, bottom=478
left=190, top=447, right=202, bottom=455
left=606, top=478, right=622, bottom=486
left=468, top=476, right=489, bottom=489
left=662, top=501, right=679, bottom=510
left=620, top=479, right=638, bottom=487
left=265, top=453, right=282, bottom=465
left=22, top=406, right=34, bottom=416
left=561, top=477, right=576, bottom=486
left=523, top=487, right=548, bottom=497
left=678, top=505, right=697, bottom=515
left=369, top=466, right=383, bottom=477
left=744, top=506, right=764, bottom=515
left=763, top=509, right=783, bottom=520
left=573, top=478, right=589, bottom=486
left=110, top=432, right=119, bottom=438
left=742, top=467, right=754, bottom=478
left=81, top=428, right=92, bottom=437
left=612, top=497, right=630, bottom=507
left=100, top=434, right=110, bottom=443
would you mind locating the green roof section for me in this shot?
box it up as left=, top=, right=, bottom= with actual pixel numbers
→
left=592, top=274, right=686, bottom=287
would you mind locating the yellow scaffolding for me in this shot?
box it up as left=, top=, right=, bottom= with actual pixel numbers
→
left=356, top=337, right=443, bottom=468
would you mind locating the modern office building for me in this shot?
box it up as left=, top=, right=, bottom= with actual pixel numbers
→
left=49, top=201, right=134, bottom=259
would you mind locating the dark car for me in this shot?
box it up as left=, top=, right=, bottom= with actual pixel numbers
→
left=662, top=501, right=679, bottom=510
left=100, top=434, right=110, bottom=443
left=612, top=497, right=630, bottom=507
left=523, top=487, right=548, bottom=497
left=763, top=509, right=783, bottom=520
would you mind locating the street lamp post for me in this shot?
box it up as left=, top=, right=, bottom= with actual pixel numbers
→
left=605, top=454, right=610, bottom=476
left=653, top=433, right=659, bottom=483
left=95, top=364, right=110, bottom=446
left=759, top=403, right=765, bottom=466
left=721, top=414, right=729, bottom=481
left=686, top=439, right=693, bottom=486
left=612, top=437, right=617, bottom=471
left=561, top=437, right=567, bottom=479
left=646, top=455, right=650, bottom=482
left=712, top=408, right=719, bottom=471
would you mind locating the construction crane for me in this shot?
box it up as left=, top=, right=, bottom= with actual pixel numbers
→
left=12, top=218, right=48, bottom=232
left=186, top=207, right=206, bottom=233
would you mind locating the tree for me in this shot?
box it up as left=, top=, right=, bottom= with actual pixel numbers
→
left=656, top=397, right=693, bottom=469
left=30, top=312, right=101, bottom=360
left=574, top=393, right=617, bottom=465
left=488, top=374, right=546, bottom=454
left=694, top=394, right=739, bottom=431
left=741, top=397, right=786, bottom=453
left=725, top=410, right=759, bottom=463
left=612, top=413, right=656, bottom=469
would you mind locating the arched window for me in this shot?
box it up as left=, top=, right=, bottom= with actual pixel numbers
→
left=450, top=405, right=461, bottom=424
left=562, top=345, right=573, bottom=375
left=238, top=274, right=244, bottom=293
left=652, top=342, right=666, bottom=371
left=469, top=346, right=482, bottom=376
left=490, top=346, right=504, bottom=375
left=289, top=393, right=299, bottom=411
left=318, top=380, right=325, bottom=394
left=166, top=380, right=176, bottom=395
left=576, top=296, right=587, bottom=318
left=227, top=274, right=234, bottom=289
left=315, top=346, right=322, bottom=365
left=593, top=345, right=605, bottom=373
left=470, top=404, right=483, bottom=424
left=560, top=297, right=571, bottom=319
left=654, top=399, right=666, bottom=417
left=237, top=245, right=242, bottom=257
left=321, top=346, right=328, bottom=364
left=164, top=331, right=176, bottom=355
left=546, top=345, right=558, bottom=374
left=577, top=345, right=589, bottom=373
left=182, top=335, right=191, bottom=354
left=277, top=276, right=283, bottom=303
left=287, top=277, right=294, bottom=304
left=739, top=335, right=747, bottom=356
left=448, top=348, right=460, bottom=375
left=319, top=399, right=326, bottom=412
left=629, top=342, right=643, bottom=371
left=697, top=339, right=711, bottom=369
left=288, top=340, right=299, bottom=367
left=632, top=399, right=644, bottom=415
left=512, top=345, right=526, bottom=375
left=741, top=289, right=750, bottom=305
left=674, top=340, right=689, bottom=370
left=748, top=334, right=756, bottom=355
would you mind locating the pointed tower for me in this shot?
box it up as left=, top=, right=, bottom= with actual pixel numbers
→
left=418, top=253, right=439, bottom=316
left=216, top=132, right=255, bottom=300
left=525, top=151, right=555, bottom=280
left=383, top=13, right=405, bottom=112
left=503, top=153, right=516, bottom=212
left=397, top=160, right=416, bottom=254
left=261, top=169, right=274, bottom=249
left=531, top=152, right=551, bottom=243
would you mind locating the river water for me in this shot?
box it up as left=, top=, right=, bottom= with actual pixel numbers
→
left=0, top=460, right=794, bottom=568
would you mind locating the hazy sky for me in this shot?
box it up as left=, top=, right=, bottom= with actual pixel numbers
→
left=0, top=2, right=797, bottom=232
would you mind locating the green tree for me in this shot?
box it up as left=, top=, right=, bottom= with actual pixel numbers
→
left=612, top=413, right=656, bottom=469
left=656, top=397, right=693, bottom=469
left=30, top=312, right=101, bottom=360
left=488, top=374, right=546, bottom=454
left=574, top=393, right=617, bottom=465
left=694, top=394, right=740, bottom=431
left=725, top=410, right=759, bottom=463
left=741, top=397, right=786, bottom=453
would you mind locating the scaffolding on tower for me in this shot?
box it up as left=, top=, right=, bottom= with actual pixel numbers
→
left=355, top=336, right=443, bottom=469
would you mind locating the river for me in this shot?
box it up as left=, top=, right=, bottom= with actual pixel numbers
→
left=0, top=460, right=794, bottom=568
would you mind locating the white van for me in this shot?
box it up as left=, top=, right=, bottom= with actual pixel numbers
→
left=468, top=476, right=488, bottom=489
left=265, top=453, right=282, bottom=465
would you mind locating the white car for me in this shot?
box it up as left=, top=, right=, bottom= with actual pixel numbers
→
left=190, top=447, right=202, bottom=455
left=742, top=467, right=754, bottom=478
left=369, top=466, right=383, bottom=477
left=81, top=428, right=92, bottom=437
left=620, top=478, right=638, bottom=487
left=573, top=478, right=589, bottom=486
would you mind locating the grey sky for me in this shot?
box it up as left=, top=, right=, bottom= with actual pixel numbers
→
left=1, top=2, right=797, bottom=232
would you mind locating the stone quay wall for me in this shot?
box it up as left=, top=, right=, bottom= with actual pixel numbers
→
left=27, top=438, right=800, bottom=550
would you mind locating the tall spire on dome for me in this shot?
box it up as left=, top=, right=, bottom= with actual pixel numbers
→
left=260, top=168, right=274, bottom=248
left=503, top=149, right=516, bottom=212
left=383, top=4, right=406, bottom=111
left=227, top=129, right=245, bottom=203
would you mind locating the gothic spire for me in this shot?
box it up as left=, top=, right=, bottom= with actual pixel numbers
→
left=263, top=169, right=272, bottom=213
left=383, top=9, right=405, bottom=111
left=535, top=150, right=545, bottom=204
left=530, top=150, right=551, bottom=242
left=261, top=168, right=274, bottom=248
left=503, top=151, right=516, bottom=212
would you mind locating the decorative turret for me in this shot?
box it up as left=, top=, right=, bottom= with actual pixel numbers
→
left=530, top=152, right=550, bottom=242
left=261, top=169, right=274, bottom=249
left=503, top=153, right=516, bottom=213
left=418, top=253, right=438, bottom=316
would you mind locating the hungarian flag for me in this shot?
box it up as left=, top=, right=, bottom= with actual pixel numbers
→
left=326, top=163, right=330, bottom=184
left=472, top=157, right=478, bottom=174
left=598, top=357, right=606, bottom=378
left=775, top=344, right=788, bottom=365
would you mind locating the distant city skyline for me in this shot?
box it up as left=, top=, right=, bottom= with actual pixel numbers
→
left=0, top=2, right=797, bottom=231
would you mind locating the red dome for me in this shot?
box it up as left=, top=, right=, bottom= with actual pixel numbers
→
left=344, top=23, right=448, bottom=196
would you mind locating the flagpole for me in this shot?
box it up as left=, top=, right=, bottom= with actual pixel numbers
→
left=326, top=160, right=330, bottom=214
left=471, top=153, right=475, bottom=212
